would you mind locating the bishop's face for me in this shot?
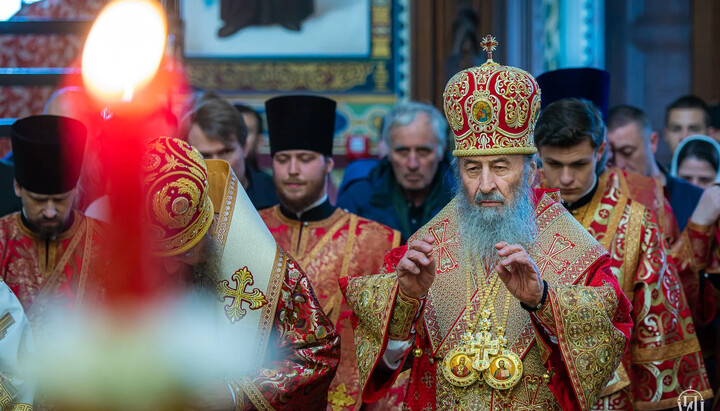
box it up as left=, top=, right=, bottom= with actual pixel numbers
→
left=14, top=183, right=76, bottom=240
left=455, top=154, right=538, bottom=268
left=272, top=150, right=334, bottom=213
left=457, top=154, right=533, bottom=210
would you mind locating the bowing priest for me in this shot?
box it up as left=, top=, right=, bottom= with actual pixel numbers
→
left=340, top=37, right=633, bottom=410
left=0, top=115, right=105, bottom=322
left=259, top=95, right=403, bottom=410
left=535, top=98, right=713, bottom=409
left=142, top=137, right=340, bottom=410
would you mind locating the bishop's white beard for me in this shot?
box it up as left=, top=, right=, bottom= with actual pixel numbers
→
left=456, top=167, right=538, bottom=271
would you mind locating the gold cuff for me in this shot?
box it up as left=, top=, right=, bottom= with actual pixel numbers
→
left=687, top=221, right=713, bottom=234
left=388, top=288, right=422, bottom=340
left=225, top=378, right=246, bottom=411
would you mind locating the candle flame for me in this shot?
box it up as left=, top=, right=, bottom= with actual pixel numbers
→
left=82, top=0, right=167, bottom=103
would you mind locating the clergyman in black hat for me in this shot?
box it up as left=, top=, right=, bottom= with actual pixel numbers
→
left=1, top=115, right=104, bottom=316
left=257, top=95, right=402, bottom=409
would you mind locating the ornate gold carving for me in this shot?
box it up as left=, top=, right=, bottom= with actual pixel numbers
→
left=374, top=63, right=390, bottom=92
left=217, top=267, right=268, bottom=323
left=186, top=62, right=375, bottom=92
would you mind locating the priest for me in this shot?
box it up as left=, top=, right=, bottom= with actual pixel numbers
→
left=259, top=95, right=402, bottom=410
left=0, top=115, right=105, bottom=322
left=341, top=37, right=633, bottom=410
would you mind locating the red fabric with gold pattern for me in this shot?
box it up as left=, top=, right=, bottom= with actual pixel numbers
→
left=0, top=211, right=106, bottom=319
left=443, top=37, right=541, bottom=157
left=142, top=137, right=214, bottom=256
left=259, top=206, right=402, bottom=410
left=548, top=169, right=714, bottom=410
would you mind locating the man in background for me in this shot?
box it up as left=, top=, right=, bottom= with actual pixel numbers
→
left=185, top=93, right=278, bottom=210
left=337, top=102, right=454, bottom=241
left=607, top=105, right=703, bottom=231
left=232, top=103, right=264, bottom=171
left=663, top=95, right=714, bottom=155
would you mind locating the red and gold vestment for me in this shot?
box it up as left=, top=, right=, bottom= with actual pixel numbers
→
left=197, top=160, right=341, bottom=410
left=557, top=168, right=713, bottom=410
left=0, top=211, right=105, bottom=321
left=341, top=189, right=633, bottom=410
left=621, top=171, right=717, bottom=326
left=259, top=204, right=402, bottom=410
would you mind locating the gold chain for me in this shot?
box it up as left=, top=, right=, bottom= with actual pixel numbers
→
left=463, top=253, right=512, bottom=338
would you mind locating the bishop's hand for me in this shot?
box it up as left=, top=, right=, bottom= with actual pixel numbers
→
left=397, top=234, right=436, bottom=299
left=494, top=242, right=543, bottom=307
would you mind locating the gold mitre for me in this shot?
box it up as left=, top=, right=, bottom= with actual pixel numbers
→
left=443, top=35, right=541, bottom=156
left=143, top=137, right=215, bottom=256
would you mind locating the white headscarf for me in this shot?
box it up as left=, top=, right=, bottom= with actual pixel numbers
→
left=670, top=134, right=720, bottom=184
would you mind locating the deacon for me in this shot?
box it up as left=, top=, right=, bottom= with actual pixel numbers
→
left=259, top=95, right=402, bottom=410
left=341, top=38, right=632, bottom=410
left=535, top=98, right=713, bottom=409
left=0, top=115, right=105, bottom=321
left=142, top=137, right=340, bottom=410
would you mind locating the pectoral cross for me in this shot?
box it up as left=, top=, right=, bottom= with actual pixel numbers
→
left=217, top=267, right=268, bottom=323
left=471, top=329, right=500, bottom=371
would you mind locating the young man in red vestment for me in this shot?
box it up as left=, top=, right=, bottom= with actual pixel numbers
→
left=535, top=98, right=713, bottom=410
left=258, top=95, right=402, bottom=410
left=341, top=37, right=633, bottom=410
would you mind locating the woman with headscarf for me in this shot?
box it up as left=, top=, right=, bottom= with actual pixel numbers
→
left=671, top=135, right=720, bottom=189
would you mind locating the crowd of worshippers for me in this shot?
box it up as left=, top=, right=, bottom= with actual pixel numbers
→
left=0, top=62, right=719, bottom=410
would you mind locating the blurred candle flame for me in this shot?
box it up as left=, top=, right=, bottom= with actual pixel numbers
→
left=82, top=0, right=167, bottom=103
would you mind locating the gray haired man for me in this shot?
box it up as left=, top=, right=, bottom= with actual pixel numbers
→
left=337, top=101, right=455, bottom=241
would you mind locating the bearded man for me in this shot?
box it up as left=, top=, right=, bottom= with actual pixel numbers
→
left=535, top=98, right=713, bottom=410
left=142, top=137, right=339, bottom=410
left=340, top=38, right=632, bottom=410
left=258, top=95, right=402, bottom=410
left=0, top=115, right=105, bottom=322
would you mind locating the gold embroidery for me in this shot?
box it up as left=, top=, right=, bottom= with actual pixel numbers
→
left=254, top=248, right=286, bottom=370
left=27, top=216, right=87, bottom=320
left=0, top=377, right=13, bottom=408
left=621, top=201, right=643, bottom=293
left=345, top=274, right=396, bottom=387
left=217, top=267, right=268, bottom=323
left=0, top=313, right=15, bottom=340
left=388, top=288, right=421, bottom=340
left=225, top=378, right=245, bottom=411
left=600, top=363, right=630, bottom=397
left=240, top=377, right=274, bottom=411
left=632, top=337, right=701, bottom=363
left=328, top=383, right=356, bottom=411
left=548, top=284, right=626, bottom=410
